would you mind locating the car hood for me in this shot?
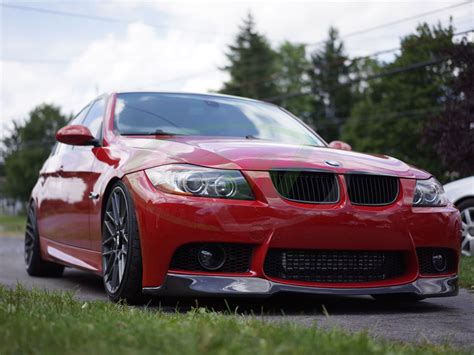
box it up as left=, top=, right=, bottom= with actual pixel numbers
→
left=119, top=136, right=431, bottom=179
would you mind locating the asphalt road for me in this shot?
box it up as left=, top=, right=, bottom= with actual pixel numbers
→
left=1, top=235, right=473, bottom=349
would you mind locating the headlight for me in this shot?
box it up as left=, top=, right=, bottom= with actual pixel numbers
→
left=413, top=177, right=448, bottom=207
left=145, top=164, right=254, bottom=200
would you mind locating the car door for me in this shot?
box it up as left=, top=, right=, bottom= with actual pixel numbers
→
left=55, top=97, right=107, bottom=249
left=37, top=105, right=90, bottom=245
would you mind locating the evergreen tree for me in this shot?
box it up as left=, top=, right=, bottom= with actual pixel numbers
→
left=341, top=23, right=456, bottom=178
left=219, top=13, right=279, bottom=100
left=308, top=27, right=354, bottom=141
left=275, top=41, right=313, bottom=121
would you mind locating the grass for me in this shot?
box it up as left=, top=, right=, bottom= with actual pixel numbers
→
left=459, top=256, right=474, bottom=290
left=0, top=214, right=25, bottom=236
left=0, top=286, right=467, bottom=355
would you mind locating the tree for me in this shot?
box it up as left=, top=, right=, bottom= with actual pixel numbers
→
left=219, top=13, right=279, bottom=100
left=307, top=27, right=354, bottom=141
left=1, top=104, right=70, bottom=202
left=424, top=36, right=474, bottom=178
left=274, top=41, right=313, bottom=121
left=341, top=23, right=457, bottom=178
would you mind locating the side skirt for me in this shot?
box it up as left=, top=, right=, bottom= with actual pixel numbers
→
left=40, top=237, right=102, bottom=275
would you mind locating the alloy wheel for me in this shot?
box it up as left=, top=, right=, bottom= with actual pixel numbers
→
left=461, top=207, right=474, bottom=257
left=102, top=187, right=130, bottom=294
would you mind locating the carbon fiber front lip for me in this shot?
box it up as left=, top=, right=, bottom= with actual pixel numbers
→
left=142, top=273, right=458, bottom=298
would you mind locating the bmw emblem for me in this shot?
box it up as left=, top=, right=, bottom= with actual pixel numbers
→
left=325, top=160, right=341, bottom=167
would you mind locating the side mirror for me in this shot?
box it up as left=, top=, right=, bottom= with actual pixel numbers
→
left=328, top=140, right=352, bottom=151
left=56, top=125, right=99, bottom=146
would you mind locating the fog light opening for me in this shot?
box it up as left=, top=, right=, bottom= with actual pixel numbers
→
left=198, top=245, right=226, bottom=271
left=432, top=253, right=447, bottom=273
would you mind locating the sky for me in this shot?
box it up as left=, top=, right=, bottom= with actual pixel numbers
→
left=1, top=0, right=473, bottom=137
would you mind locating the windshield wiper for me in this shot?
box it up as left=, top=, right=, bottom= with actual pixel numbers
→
left=121, top=129, right=186, bottom=136
left=153, top=129, right=184, bottom=136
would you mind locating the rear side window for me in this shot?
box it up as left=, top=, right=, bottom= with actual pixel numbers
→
left=82, top=98, right=106, bottom=138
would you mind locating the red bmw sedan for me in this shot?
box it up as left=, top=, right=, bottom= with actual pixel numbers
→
left=25, top=92, right=461, bottom=303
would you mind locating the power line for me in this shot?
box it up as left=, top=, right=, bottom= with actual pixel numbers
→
left=223, top=28, right=473, bottom=92
left=204, top=9, right=473, bottom=90
left=0, top=2, right=235, bottom=37
left=3, top=0, right=472, bottom=64
left=314, top=107, right=446, bottom=127
left=303, top=0, right=473, bottom=47
left=264, top=56, right=452, bottom=103
left=128, top=27, right=473, bottom=89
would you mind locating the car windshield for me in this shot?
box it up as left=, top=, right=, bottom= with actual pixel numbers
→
left=114, top=93, right=325, bottom=146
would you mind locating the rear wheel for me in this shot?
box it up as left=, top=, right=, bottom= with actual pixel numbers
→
left=102, top=181, right=145, bottom=304
left=24, top=202, right=64, bottom=277
left=371, top=294, right=425, bottom=302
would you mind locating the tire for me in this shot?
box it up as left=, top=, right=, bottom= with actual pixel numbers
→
left=458, top=198, right=474, bottom=257
left=102, top=181, right=145, bottom=304
left=371, top=294, right=425, bottom=302
left=24, top=202, right=64, bottom=277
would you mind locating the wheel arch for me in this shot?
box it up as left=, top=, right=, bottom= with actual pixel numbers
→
left=100, top=177, right=122, bottom=226
left=454, top=196, right=474, bottom=209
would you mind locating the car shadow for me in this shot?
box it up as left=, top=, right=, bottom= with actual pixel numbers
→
left=152, top=293, right=453, bottom=316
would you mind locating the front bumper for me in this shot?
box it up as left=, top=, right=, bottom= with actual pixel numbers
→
left=143, top=273, right=459, bottom=298
left=125, top=170, right=461, bottom=295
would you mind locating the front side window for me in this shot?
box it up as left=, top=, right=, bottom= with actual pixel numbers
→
left=114, top=93, right=325, bottom=146
left=82, top=98, right=105, bottom=138
left=53, top=104, right=91, bottom=155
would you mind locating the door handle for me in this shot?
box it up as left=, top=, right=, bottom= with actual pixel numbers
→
left=89, top=192, right=100, bottom=200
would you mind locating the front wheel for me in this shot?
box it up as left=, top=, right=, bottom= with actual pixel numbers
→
left=102, top=181, right=145, bottom=304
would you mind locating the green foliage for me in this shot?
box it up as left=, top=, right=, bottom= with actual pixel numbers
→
left=424, top=37, right=474, bottom=178
left=1, top=104, right=70, bottom=202
left=0, top=214, right=26, bottom=236
left=307, top=27, right=355, bottom=141
left=219, top=13, right=280, bottom=100
left=342, top=24, right=457, bottom=178
left=459, top=256, right=474, bottom=290
left=0, top=285, right=467, bottom=355
left=274, top=41, right=313, bottom=120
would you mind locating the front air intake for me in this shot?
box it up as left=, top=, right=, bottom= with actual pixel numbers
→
left=170, top=243, right=253, bottom=273
left=264, top=249, right=405, bottom=283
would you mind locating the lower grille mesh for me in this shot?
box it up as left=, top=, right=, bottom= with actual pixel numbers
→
left=264, top=249, right=405, bottom=283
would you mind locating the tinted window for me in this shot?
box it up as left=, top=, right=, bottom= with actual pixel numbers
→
left=114, top=93, right=324, bottom=146
left=83, top=98, right=105, bottom=138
